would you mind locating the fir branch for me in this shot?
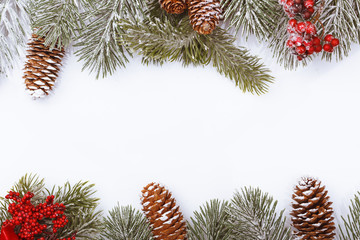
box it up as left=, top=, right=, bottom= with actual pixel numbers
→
left=320, top=0, right=360, bottom=61
left=204, top=28, right=273, bottom=94
left=102, top=205, right=153, bottom=240
left=188, top=199, right=231, bottom=240
left=227, top=187, right=292, bottom=240
left=121, top=17, right=210, bottom=66
left=10, top=173, right=46, bottom=203
left=339, top=192, right=360, bottom=240
left=121, top=16, right=273, bottom=94
left=29, top=0, right=91, bottom=49
left=75, top=0, right=144, bottom=78
left=221, top=0, right=279, bottom=41
left=46, top=181, right=102, bottom=239
left=268, top=9, right=309, bottom=70
left=0, top=0, right=30, bottom=77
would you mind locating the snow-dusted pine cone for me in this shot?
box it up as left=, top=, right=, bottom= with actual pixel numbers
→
left=141, top=183, right=187, bottom=240
left=188, top=0, right=222, bottom=35
left=291, top=177, right=335, bottom=239
left=24, top=34, right=65, bottom=98
left=159, top=0, right=187, bottom=14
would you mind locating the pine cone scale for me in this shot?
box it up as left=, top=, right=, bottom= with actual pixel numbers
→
left=141, top=183, right=187, bottom=240
left=188, top=0, right=222, bottom=34
left=291, top=177, right=336, bottom=240
left=24, top=34, right=64, bottom=98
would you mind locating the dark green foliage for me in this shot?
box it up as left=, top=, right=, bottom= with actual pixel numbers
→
left=339, top=192, right=360, bottom=240
left=75, top=0, right=144, bottom=78
left=29, top=0, right=93, bottom=49
left=102, top=205, right=153, bottom=240
left=0, top=174, right=102, bottom=240
left=188, top=199, right=230, bottom=240
left=121, top=15, right=273, bottom=94
left=320, top=0, right=360, bottom=61
left=46, top=181, right=102, bottom=240
left=227, top=187, right=292, bottom=240
left=222, top=0, right=279, bottom=41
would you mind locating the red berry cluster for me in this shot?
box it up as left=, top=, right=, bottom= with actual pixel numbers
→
left=322, top=34, right=340, bottom=53
left=279, top=0, right=316, bottom=19
left=2, top=191, right=75, bottom=240
left=286, top=19, right=339, bottom=60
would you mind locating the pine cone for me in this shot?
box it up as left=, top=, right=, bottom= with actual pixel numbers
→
left=141, top=183, right=187, bottom=240
left=188, top=0, right=222, bottom=35
left=24, top=34, right=65, bottom=98
left=291, top=177, right=336, bottom=240
left=159, top=0, right=187, bottom=14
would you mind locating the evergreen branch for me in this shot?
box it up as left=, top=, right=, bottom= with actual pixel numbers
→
left=75, top=0, right=144, bottom=78
left=121, top=17, right=210, bottom=66
left=46, top=181, right=102, bottom=240
left=102, top=205, right=153, bottom=240
left=121, top=16, right=273, bottom=94
left=221, top=0, right=279, bottom=40
left=47, top=181, right=100, bottom=215
left=227, top=187, right=292, bottom=240
left=339, top=192, right=360, bottom=240
left=0, top=0, right=30, bottom=77
left=320, top=0, right=360, bottom=61
left=29, top=0, right=90, bottom=49
left=268, top=9, right=309, bottom=70
left=188, top=199, right=231, bottom=240
left=11, top=173, right=46, bottom=202
left=204, top=28, right=273, bottom=94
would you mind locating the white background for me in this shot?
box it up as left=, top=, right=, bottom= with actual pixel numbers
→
left=0, top=39, right=359, bottom=229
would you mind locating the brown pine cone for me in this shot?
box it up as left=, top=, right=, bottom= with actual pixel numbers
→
left=291, top=177, right=336, bottom=240
left=141, top=183, right=187, bottom=240
left=188, top=0, right=222, bottom=35
left=159, top=0, right=187, bottom=14
left=23, top=34, right=65, bottom=98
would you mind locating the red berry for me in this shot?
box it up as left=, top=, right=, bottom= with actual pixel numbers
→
left=307, top=46, right=315, bottom=54
left=324, top=34, right=333, bottom=42
left=288, top=19, right=297, bottom=27
left=296, top=45, right=306, bottom=54
left=286, top=40, right=295, bottom=47
left=296, top=22, right=306, bottom=33
left=331, top=38, right=339, bottom=47
left=304, top=0, right=314, bottom=8
left=323, top=43, right=333, bottom=52
left=305, top=22, right=316, bottom=34
left=307, top=7, right=314, bottom=13
left=303, top=40, right=313, bottom=48
left=312, top=37, right=321, bottom=45
left=303, top=11, right=312, bottom=20
left=314, top=44, right=322, bottom=52
left=297, top=56, right=303, bottom=61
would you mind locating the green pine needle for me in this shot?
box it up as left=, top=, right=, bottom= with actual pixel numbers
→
left=29, top=0, right=91, bottom=49
left=188, top=199, right=231, bottom=240
left=46, top=181, right=102, bottom=240
left=102, top=205, right=153, bottom=240
left=121, top=15, right=273, bottom=94
left=339, top=192, right=360, bottom=240
left=204, top=28, right=273, bottom=94
left=227, top=187, right=292, bottom=240
left=320, top=0, right=360, bottom=61
left=221, top=0, right=279, bottom=41
left=75, top=0, right=144, bottom=79
left=0, top=0, right=29, bottom=77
